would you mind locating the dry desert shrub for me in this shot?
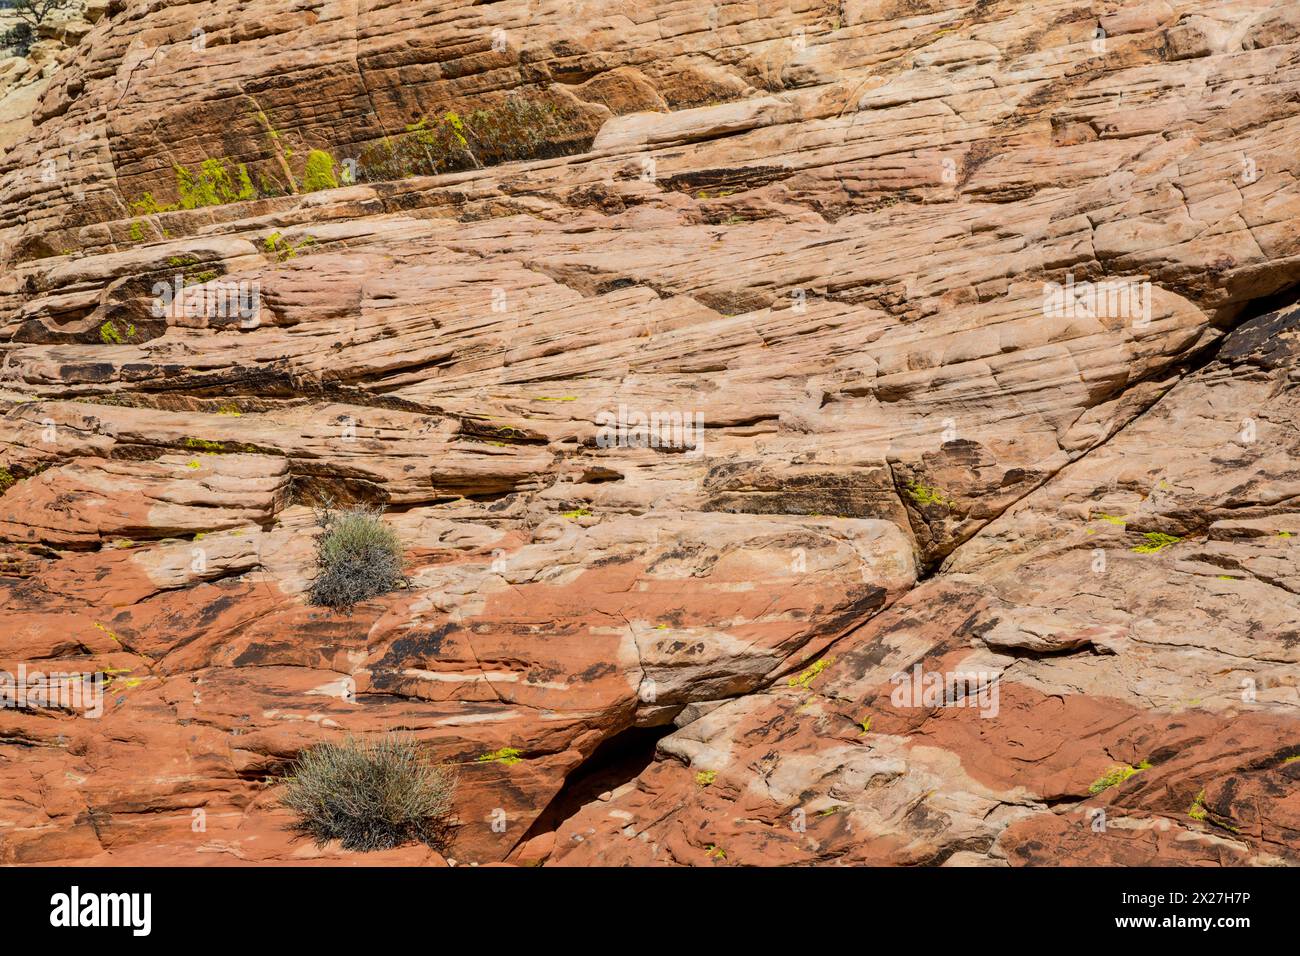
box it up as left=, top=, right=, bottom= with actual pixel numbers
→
left=281, top=735, right=456, bottom=852
left=307, top=505, right=408, bottom=610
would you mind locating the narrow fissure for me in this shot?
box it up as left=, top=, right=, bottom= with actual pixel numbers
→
left=927, top=283, right=1300, bottom=580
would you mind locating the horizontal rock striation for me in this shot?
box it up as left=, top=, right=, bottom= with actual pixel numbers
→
left=0, top=0, right=1298, bottom=865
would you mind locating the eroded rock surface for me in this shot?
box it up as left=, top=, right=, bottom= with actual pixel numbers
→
left=0, top=0, right=1298, bottom=865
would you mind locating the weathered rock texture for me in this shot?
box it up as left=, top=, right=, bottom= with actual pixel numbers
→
left=0, top=0, right=1298, bottom=866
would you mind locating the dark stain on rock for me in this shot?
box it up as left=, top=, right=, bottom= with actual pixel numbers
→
left=575, top=662, right=617, bottom=682
left=379, top=624, right=457, bottom=666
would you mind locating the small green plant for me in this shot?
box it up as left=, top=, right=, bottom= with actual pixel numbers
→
left=0, top=467, right=14, bottom=493
left=302, top=149, right=340, bottom=191
left=98, top=320, right=136, bottom=345
left=357, top=97, right=589, bottom=182
left=1132, top=532, right=1181, bottom=554
left=130, top=159, right=256, bottom=214
left=905, top=479, right=952, bottom=508
left=264, top=231, right=316, bottom=262
left=560, top=507, right=592, bottom=519
left=1281, top=754, right=1300, bottom=767
left=129, top=192, right=176, bottom=216
left=1095, top=513, right=1127, bottom=526
left=1088, top=760, right=1151, bottom=794
left=281, top=734, right=456, bottom=852
left=307, top=505, right=408, bottom=611
left=127, top=221, right=146, bottom=243
left=247, top=105, right=299, bottom=194
left=477, top=747, right=523, bottom=766
left=175, top=159, right=257, bottom=209
left=858, top=716, right=872, bottom=736
left=1188, top=788, right=1207, bottom=821
left=695, top=770, right=717, bottom=786
left=705, top=844, right=727, bottom=861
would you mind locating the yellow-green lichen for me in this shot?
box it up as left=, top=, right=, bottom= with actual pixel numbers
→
left=1132, top=532, right=1181, bottom=554
left=788, top=657, right=832, bottom=690
left=477, top=747, right=523, bottom=766
left=1088, top=760, right=1151, bottom=794
left=93, top=621, right=123, bottom=645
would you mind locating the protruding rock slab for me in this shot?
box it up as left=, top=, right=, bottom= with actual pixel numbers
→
left=0, top=453, right=290, bottom=547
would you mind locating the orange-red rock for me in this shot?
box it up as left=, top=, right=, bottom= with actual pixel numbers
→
left=1, top=0, right=1299, bottom=867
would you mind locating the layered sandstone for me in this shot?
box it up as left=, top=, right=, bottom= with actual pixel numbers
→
left=0, top=0, right=1298, bottom=866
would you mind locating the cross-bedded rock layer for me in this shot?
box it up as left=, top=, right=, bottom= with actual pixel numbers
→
left=0, top=0, right=1297, bottom=865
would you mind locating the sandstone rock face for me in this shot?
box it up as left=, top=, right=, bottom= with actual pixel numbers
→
left=0, top=0, right=1298, bottom=866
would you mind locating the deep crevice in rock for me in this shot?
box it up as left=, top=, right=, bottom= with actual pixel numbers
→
left=510, top=723, right=675, bottom=857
